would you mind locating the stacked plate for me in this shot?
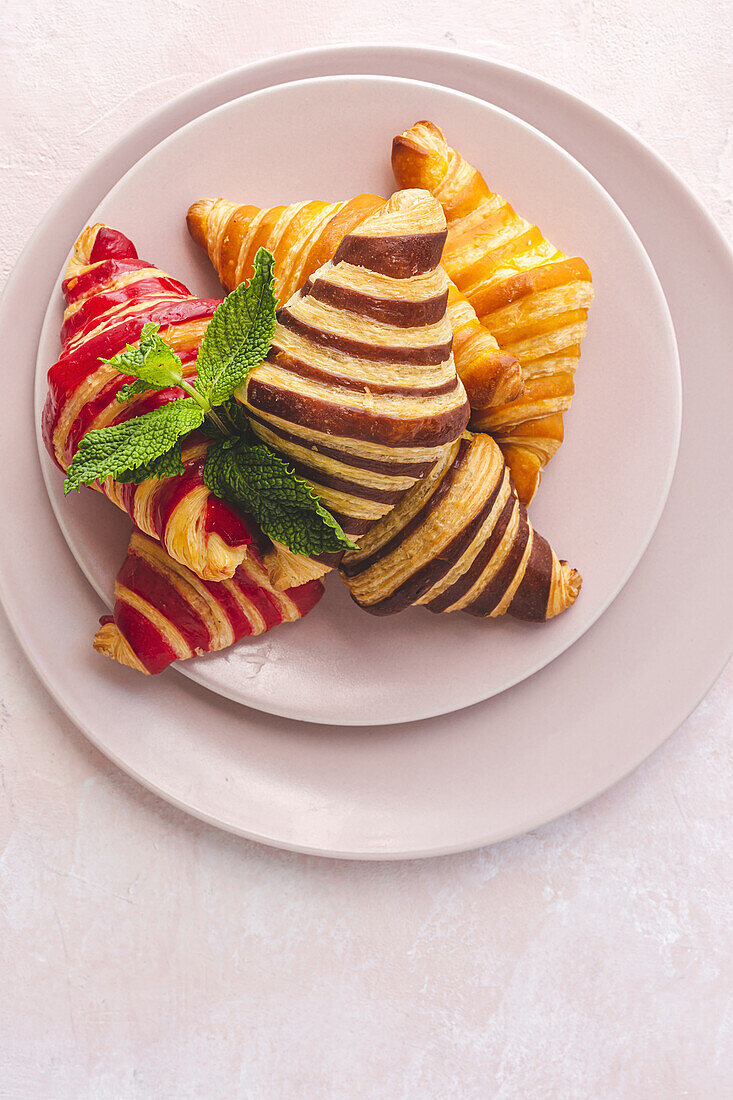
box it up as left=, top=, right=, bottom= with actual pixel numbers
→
left=2, top=47, right=731, bottom=857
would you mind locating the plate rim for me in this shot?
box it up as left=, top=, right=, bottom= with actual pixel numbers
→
left=32, top=70, right=681, bottom=725
left=0, top=45, right=730, bottom=858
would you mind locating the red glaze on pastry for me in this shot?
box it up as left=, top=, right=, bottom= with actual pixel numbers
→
left=42, top=223, right=256, bottom=581
left=94, top=530, right=324, bottom=674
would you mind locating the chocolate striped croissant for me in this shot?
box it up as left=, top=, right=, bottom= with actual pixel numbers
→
left=235, top=189, right=471, bottom=575
left=94, top=530, right=324, bottom=674
left=340, top=432, right=580, bottom=621
left=43, top=224, right=255, bottom=581
left=392, top=121, right=594, bottom=505
left=187, top=193, right=522, bottom=409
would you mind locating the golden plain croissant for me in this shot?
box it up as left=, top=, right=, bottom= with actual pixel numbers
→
left=42, top=225, right=256, bottom=581
left=340, top=431, right=581, bottom=621
left=94, top=530, right=324, bottom=674
left=233, top=189, right=471, bottom=581
left=187, top=193, right=523, bottom=409
left=392, top=121, right=594, bottom=505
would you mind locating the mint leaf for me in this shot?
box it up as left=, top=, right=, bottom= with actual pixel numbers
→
left=117, top=379, right=154, bottom=403
left=64, top=398, right=204, bottom=494
left=116, top=439, right=186, bottom=484
left=102, top=321, right=184, bottom=395
left=194, top=248, right=276, bottom=408
left=203, top=436, right=358, bottom=557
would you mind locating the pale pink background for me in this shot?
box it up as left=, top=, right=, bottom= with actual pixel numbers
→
left=1, top=2, right=731, bottom=1097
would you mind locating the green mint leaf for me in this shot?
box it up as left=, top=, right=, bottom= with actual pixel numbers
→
left=202, top=436, right=358, bottom=557
left=194, top=248, right=277, bottom=408
left=101, top=321, right=184, bottom=392
left=117, top=379, right=154, bottom=403
left=116, top=439, right=186, bottom=484
left=64, top=398, right=204, bottom=494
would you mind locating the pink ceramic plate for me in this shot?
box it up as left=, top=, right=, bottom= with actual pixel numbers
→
left=34, top=75, right=679, bottom=725
left=0, top=48, right=729, bottom=856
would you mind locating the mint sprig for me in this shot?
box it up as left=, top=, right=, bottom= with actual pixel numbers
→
left=65, top=250, right=275, bottom=493
left=62, top=249, right=357, bottom=557
left=110, top=321, right=186, bottom=400
left=203, top=436, right=358, bottom=557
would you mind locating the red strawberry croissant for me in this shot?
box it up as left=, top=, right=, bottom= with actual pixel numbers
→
left=94, top=530, right=324, bottom=674
left=42, top=223, right=254, bottom=582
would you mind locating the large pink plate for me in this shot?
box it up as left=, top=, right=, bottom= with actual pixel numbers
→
left=34, top=75, right=679, bottom=725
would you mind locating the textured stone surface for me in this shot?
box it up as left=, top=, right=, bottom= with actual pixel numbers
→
left=1, top=1, right=731, bottom=1096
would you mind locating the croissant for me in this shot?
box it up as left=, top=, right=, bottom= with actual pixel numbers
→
left=43, top=224, right=254, bottom=581
left=94, top=530, right=324, bottom=674
left=187, top=194, right=522, bottom=409
left=392, top=121, right=594, bottom=505
left=340, top=431, right=581, bottom=621
left=234, top=189, right=471, bottom=577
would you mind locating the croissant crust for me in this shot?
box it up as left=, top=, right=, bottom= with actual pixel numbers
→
left=42, top=224, right=255, bottom=581
left=237, top=189, right=471, bottom=562
left=391, top=120, right=593, bottom=505
left=341, top=431, right=580, bottom=622
left=94, top=530, right=324, bottom=674
left=187, top=192, right=523, bottom=410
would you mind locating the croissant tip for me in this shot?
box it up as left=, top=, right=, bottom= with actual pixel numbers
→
left=562, top=563, right=583, bottom=604
left=391, top=127, right=426, bottom=167
left=264, top=542, right=331, bottom=590
left=392, top=122, right=450, bottom=190
left=395, top=120, right=444, bottom=140
left=93, top=619, right=150, bottom=675
left=65, top=223, right=108, bottom=278
left=186, top=199, right=214, bottom=250
left=465, top=358, right=525, bottom=411
left=506, top=362, right=526, bottom=403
